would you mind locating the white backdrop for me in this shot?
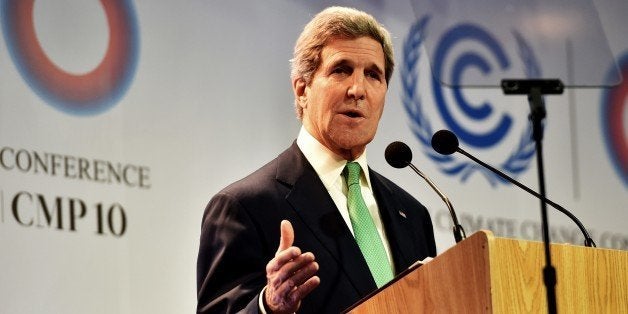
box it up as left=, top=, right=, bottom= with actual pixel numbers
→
left=0, top=1, right=626, bottom=313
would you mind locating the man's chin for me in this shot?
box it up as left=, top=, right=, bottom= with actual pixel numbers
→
left=330, top=137, right=375, bottom=158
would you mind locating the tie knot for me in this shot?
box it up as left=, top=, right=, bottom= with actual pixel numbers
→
left=344, top=162, right=362, bottom=186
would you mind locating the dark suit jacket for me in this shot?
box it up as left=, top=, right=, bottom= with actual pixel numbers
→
left=197, top=142, right=436, bottom=313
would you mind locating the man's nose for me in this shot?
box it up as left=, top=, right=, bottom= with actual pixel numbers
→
left=347, top=73, right=366, bottom=100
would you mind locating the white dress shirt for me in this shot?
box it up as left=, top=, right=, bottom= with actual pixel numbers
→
left=296, top=126, right=393, bottom=264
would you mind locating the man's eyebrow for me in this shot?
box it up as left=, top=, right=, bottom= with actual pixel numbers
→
left=328, top=59, right=352, bottom=69
left=328, top=59, right=384, bottom=75
left=367, top=63, right=384, bottom=76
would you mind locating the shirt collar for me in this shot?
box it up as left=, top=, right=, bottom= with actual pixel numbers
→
left=296, top=126, right=372, bottom=188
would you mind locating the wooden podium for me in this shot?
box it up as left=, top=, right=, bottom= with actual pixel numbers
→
left=346, top=230, right=628, bottom=313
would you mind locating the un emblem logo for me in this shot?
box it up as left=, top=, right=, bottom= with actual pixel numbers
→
left=402, top=16, right=540, bottom=186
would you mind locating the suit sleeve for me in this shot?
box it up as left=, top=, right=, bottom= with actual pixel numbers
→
left=196, top=192, right=270, bottom=313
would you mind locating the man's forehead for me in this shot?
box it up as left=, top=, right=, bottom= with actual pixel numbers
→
left=320, top=37, right=385, bottom=66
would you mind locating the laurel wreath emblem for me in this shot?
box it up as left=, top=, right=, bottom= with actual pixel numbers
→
left=401, top=16, right=538, bottom=186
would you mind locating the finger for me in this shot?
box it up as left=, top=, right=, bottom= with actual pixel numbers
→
left=266, top=251, right=312, bottom=290
left=275, top=252, right=315, bottom=281
left=288, top=276, right=321, bottom=304
left=272, top=257, right=318, bottom=296
left=277, top=220, right=294, bottom=253
left=288, top=260, right=319, bottom=287
left=266, top=247, right=301, bottom=273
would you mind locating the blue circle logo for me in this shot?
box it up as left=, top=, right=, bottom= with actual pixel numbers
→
left=401, top=16, right=539, bottom=186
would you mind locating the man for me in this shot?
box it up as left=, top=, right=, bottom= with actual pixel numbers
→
left=197, top=7, right=436, bottom=313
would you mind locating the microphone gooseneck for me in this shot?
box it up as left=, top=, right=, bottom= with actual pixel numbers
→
left=385, top=141, right=466, bottom=243
left=430, top=130, right=596, bottom=247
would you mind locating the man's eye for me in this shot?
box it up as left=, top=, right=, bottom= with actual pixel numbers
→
left=366, top=71, right=381, bottom=81
left=332, top=66, right=350, bottom=74
left=366, top=71, right=382, bottom=81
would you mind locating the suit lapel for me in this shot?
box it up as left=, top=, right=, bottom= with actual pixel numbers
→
left=275, top=143, right=377, bottom=295
left=369, top=169, right=417, bottom=273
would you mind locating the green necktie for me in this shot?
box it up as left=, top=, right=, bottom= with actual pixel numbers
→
left=344, top=162, right=394, bottom=288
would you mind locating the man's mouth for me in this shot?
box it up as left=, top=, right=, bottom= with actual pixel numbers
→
left=341, top=110, right=364, bottom=118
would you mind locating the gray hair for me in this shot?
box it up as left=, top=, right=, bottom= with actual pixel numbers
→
left=290, top=6, right=394, bottom=119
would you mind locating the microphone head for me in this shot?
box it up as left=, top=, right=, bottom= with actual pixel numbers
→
left=431, top=130, right=459, bottom=155
left=385, top=141, right=412, bottom=168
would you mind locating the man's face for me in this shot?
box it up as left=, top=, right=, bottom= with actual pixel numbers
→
left=296, top=36, right=387, bottom=160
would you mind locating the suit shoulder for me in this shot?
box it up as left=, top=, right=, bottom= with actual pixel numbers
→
left=212, top=143, right=303, bottom=201
left=215, top=157, right=281, bottom=201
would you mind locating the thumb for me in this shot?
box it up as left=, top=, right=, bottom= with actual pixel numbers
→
left=277, top=220, right=294, bottom=253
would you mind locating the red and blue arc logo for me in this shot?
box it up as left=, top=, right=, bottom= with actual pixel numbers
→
left=1, top=0, right=139, bottom=116
left=602, top=53, right=628, bottom=185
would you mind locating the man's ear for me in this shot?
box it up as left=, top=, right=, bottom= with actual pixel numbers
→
left=292, top=78, right=307, bottom=109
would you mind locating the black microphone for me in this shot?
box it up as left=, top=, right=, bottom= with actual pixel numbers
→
left=431, top=129, right=596, bottom=247
left=385, top=141, right=466, bottom=243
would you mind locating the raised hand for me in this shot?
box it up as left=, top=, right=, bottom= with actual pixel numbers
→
left=264, top=220, right=320, bottom=313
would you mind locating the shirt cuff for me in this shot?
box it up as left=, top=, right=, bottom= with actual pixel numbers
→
left=258, top=286, right=269, bottom=314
